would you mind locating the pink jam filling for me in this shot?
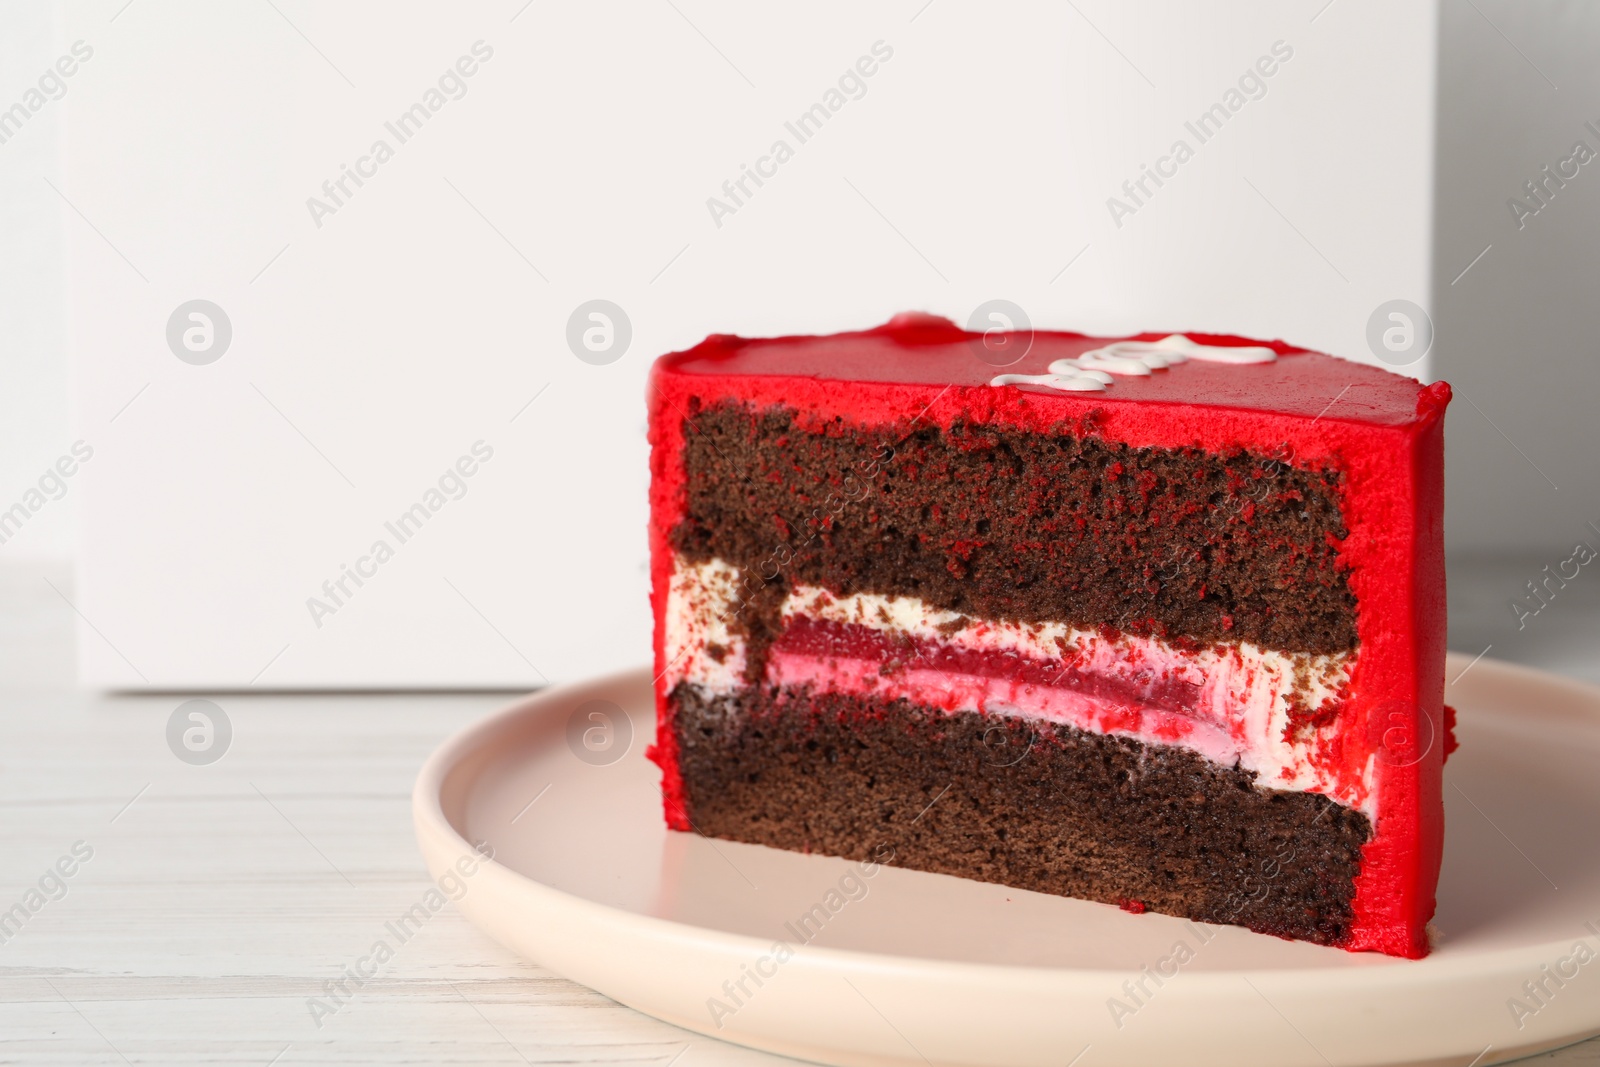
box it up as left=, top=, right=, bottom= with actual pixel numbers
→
left=769, top=618, right=1240, bottom=766
left=762, top=617, right=1371, bottom=812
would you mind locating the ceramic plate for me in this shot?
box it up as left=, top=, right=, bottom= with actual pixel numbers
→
left=413, top=654, right=1600, bottom=1066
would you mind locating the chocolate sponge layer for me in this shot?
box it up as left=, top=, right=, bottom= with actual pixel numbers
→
left=672, top=682, right=1371, bottom=946
left=671, top=401, right=1356, bottom=656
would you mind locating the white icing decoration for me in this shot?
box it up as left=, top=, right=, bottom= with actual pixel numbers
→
left=1077, top=333, right=1278, bottom=370
left=989, top=334, right=1277, bottom=393
left=988, top=372, right=1106, bottom=392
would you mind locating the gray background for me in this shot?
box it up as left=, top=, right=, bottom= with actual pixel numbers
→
left=1433, top=0, right=1600, bottom=678
left=1435, top=0, right=1598, bottom=555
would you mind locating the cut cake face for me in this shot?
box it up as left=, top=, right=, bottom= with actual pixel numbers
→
left=646, top=312, right=1450, bottom=958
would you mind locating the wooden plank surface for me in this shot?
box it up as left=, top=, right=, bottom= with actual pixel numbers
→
left=1, top=563, right=1595, bottom=1066
left=0, top=565, right=791, bottom=1065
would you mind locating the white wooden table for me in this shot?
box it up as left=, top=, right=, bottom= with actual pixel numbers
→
left=2, top=560, right=1597, bottom=1066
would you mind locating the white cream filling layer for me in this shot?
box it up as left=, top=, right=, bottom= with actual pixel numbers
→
left=664, top=555, right=1373, bottom=816
left=664, top=556, right=750, bottom=694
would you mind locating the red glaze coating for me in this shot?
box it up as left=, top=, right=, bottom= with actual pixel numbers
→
left=646, top=313, right=1449, bottom=958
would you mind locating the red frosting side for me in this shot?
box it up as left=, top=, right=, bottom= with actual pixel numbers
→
left=645, top=314, right=1450, bottom=957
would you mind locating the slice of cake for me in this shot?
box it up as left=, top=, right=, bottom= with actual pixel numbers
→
left=645, top=313, right=1450, bottom=958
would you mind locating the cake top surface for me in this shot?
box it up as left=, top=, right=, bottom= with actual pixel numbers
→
left=658, top=312, right=1444, bottom=428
